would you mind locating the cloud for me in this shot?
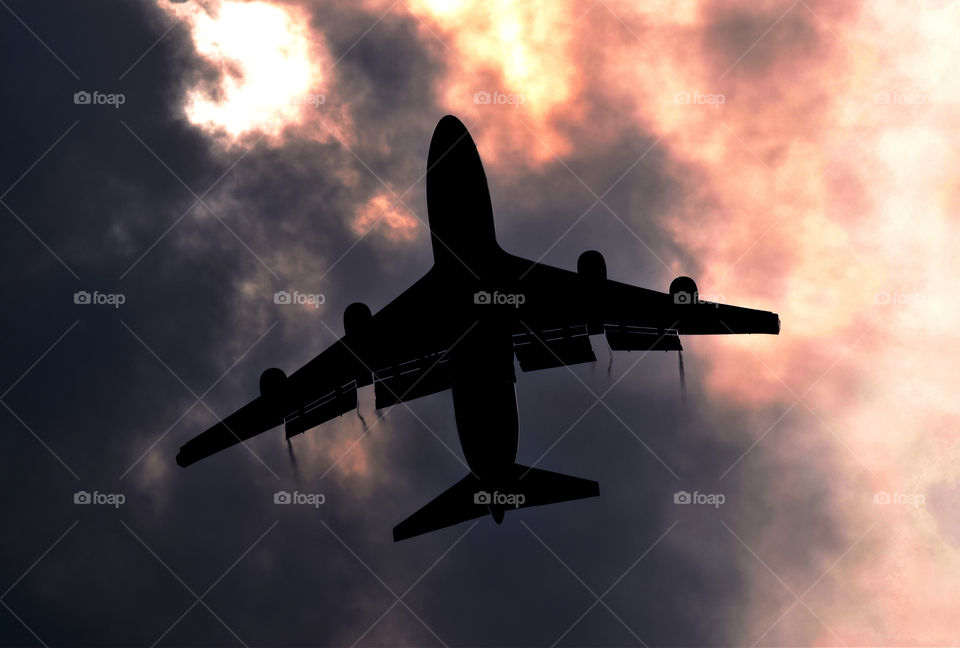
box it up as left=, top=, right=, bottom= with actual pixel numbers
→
left=3, top=0, right=959, bottom=644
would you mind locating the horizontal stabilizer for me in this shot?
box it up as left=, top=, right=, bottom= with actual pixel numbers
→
left=511, top=464, right=600, bottom=507
left=393, top=463, right=599, bottom=541
left=393, top=474, right=488, bottom=542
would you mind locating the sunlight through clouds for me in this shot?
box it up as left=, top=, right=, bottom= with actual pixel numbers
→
left=161, top=0, right=331, bottom=145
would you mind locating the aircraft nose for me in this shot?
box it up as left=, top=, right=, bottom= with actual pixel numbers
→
left=435, top=114, right=467, bottom=138
left=428, top=115, right=473, bottom=166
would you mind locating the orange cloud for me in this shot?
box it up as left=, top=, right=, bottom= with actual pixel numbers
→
left=591, top=1, right=960, bottom=644
left=352, top=192, right=421, bottom=242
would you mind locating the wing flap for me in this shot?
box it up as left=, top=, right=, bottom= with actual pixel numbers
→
left=605, top=324, right=682, bottom=351
left=373, top=353, right=452, bottom=409
left=514, top=324, right=596, bottom=371
left=285, top=384, right=358, bottom=438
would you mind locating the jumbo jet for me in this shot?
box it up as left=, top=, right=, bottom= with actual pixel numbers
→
left=176, top=115, right=780, bottom=541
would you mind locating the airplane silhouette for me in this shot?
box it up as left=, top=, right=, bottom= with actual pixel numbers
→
left=177, top=115, right=780, bottom=541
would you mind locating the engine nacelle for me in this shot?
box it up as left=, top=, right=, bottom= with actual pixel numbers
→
left=259, top=367, right=287, bottom=401
left=577, top=250, right=607, bottom=281
left=343, top=302, right=373, bottom=337
left=669, top=276, right=699, bottom=305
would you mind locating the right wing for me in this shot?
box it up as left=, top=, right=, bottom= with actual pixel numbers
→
left=506, top=253, right=779, bottom=371
left=177, top=269, right=458, bottom=467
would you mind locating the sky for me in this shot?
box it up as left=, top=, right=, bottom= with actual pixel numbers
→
left=1, top=0, right=958, bottom=645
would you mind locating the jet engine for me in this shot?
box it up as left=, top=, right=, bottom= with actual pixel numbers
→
left=259, top=367, right=287, bottom=402
left=577, top=250, right=607, bottom=281
left=669, top=276, right=699, bottom=305
left=343, top=302, right=373, bottom=336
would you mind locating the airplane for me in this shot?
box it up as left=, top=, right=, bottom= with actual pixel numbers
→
left=176, top=115, right=780, bottom=541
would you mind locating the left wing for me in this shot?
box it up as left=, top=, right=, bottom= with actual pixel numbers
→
left=177, top=269, right=459, bottom=467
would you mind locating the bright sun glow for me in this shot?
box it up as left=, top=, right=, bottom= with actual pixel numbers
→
left=162, top=0, right=324, bottom=144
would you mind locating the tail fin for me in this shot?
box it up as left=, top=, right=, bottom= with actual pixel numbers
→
left=392, top=464, right=599, bottom=542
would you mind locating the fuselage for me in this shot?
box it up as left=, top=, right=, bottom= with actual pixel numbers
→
left=449, top=308, right=519, bottom=483
left=426, top=116, right=522, bottom=483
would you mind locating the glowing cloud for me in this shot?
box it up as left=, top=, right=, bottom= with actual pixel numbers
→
left=161, top=0, right=332, bottom=145
left=401, top=0, right=582, bottom=163
left=352, top=192, right=421, bottom=242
